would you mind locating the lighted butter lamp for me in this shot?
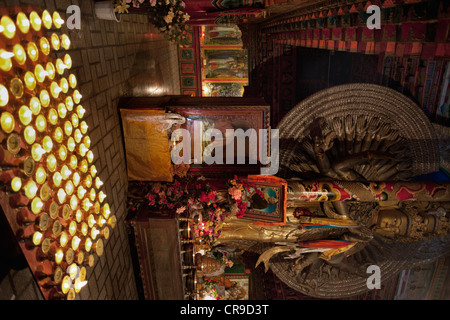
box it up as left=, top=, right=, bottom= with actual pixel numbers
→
left=31, top=143, right=46, bottom=161
left=0, top=50, right=13, bottom=72
left=0, top=84, right=8, bottom=106
left=39, top=37, right=50, bottom=56
left=23, top=180, right=38, bottom=199
left=10, top=176, right=22, bottom=193
left=59, top=231, right=69, bottom=247
left=45, top=62, right=55, bottom=80
left=24, top=71, right=37, bottom=91
left=61, top=165, right=71, bottom=180
left=71, top=235, right=81, bottom=251
left=50, top=81, right=62, bottom=99
left=0, top=16, right=16, bottom=39
left=74, top=278, right=87, bottom=294
left=86, top=150, right=94, bottom=164
left=65, top=180, right=74, bottom=196
left=60, top=34, right=71, bottom=50
left=29, top=97, right=41, bottom=115
left=57, top=188, right=66, bottom=204
left=52, top=171, right=62, bottom=187
left=60, top=78, right=69, bottom=94
left=68, top=74, right=77, bottom=89
left=16, top=12, right=30, bottom=34
left=19, top=231, right=43, bottom=249
left=80, top=121, right=88, bottom=134
left=78, top=159, right=88, bottom=173
left=98, top=191, right=106, bottom=203
left=34, top=167, right=47, bottom=185
left=31, top=197, right=44, bottom=214
left=78, top=143, right=88, bottom=157
left=68, top=220, right=77, bottom=237
left=65, top=96, right=74, bottom=111
left=18, top=105, right=33, bottom=126
left=58, top=103, right=67, bottom=119
left=102, top=203, right=111, bottom=219
left=29, top=11, right=42, bottom=32
left=34, top=64, right=48, bottom=83
left=26, top=42, right=39, bottom=61
left=46, top=154, right=57, bottom=172
left=77, top=186, right=86, bottom=200
left=47, top=108, right=58, bottom=126
left=10, top=78, right=24, bottom=99
left=89, top=188, right=96, bottom=202
left=51, top=127, right=63, bottom=144
left=55, top=58, right=66, bottom=75
left=39, top=89, right=51, bottom=107
left=71, top=113, right=79, bottom=128
left=64, top=120, right=73, bottom=136
left=52, top=11, right=64, bottom=29
left=13, top=44, right=26, bottom=65
left=83, top=175, right=92, bottom=189
left=73, top=90, right=82, bottom=104
left=41, top=10, right=52, bottom=29
left=94, top=177, right=103, bottom=190
left=1, top=111, right=15, bottom=133
left=58, top=145, right=67, bottom=161
left=82, top=198, right=93, bottom=212
left=42, top=136, right=53, bottom=153
left=35, top=114, right=47, bottom=132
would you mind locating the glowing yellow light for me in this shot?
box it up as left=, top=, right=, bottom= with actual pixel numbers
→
left=41, top=10, right=52, bottom=29
left=1, top=16, right=16, bottom=39
left=47, top=108, right=58, bottom=126
left=55, top=249, right=64, bottom=265
left=90, top=227, right=100, bottom=240
left=23, top=180, right=38, bottom=199
left=65, top=96, right=74, bottom=111
left=31, top=231, right=43, bottom=246
left=31, top=143, right=46, bottom=161
left=35, top=114, right=47, bottom=132
left=26, top=42, right=39, bottom=61
left=60, top=34, right=71, bottom=50
left=84, top=175, right=92, bottom=188
left=58, top=145, right=67, bottom=161
left=79, top=159, right=88, bottom=173
left=45, top=62, right=55, bottom=80
left=42, top=135, right=53, bottom=153
left=69, top=221, right=77, bottom=236
left=80, top=121, right=88, bottom=134
left=61, top=165, right=71, bottom=180
left=12, top=44, right=26, bottom=65
left=68, top=74, right=77, bottom=89
left=97, top=216, right=106, bottom=227
left=75, top=106, right=86, bottom=120
left=107, top=215, right=116, bottom=229
left=23, top=126, right=36, bottom=145
left=73, top=129, right=82, bottom=144
left=35, top=167, right=47, bottom=185
left=11, top=177, right=22, bottom=192
left=75, top=210, right=83, bottom=223
left=84, top=238, right=92, bottom=252
left=71, top=236, right=81, bottom=251
left=29, top=11, right=42, bottom=31
left=39, top=90, right=50, bottom=107
left=46, top=154, right=57, bottom=172
left=65, top=180, right=74, bottom=196
left=50, top=81, right=62, bottom=99
left=73, top=90, right=82, bottom=104
left=60, top=232, right=69, bottom=247
left=70, top=195, right=78, bottom=210
left=86, top=150, right=94, bottom=163
left=68, top=155, right=77, bottom=171
left=16, top=12, right=30, bottom=34
left=0, top=84, right=8, bottom=107
left=78, top=143, right=88, bottom=156
left=55, top=58, right=66, bottom=74
left=29, top=97, right=41, bottom=115
left=1, top=112, right=15, bottom=133
left=67, top=137, right=76, bottom=152
left=94, top=177, right=103, bottom=189
left=63, top=54, right=72, bottom=69
left=89, top=165, right=97, bottom=177
left=52, top=127, right=63, bottom=144
left=80, top=222, right=88, bottom=237
left=74, top=279, right=87, bottom=293
left=102, top=203, right=111, bottom=219
left=0, top=50, right=13, bottom=72
left=34, top=64, right=48, bottom=83
left=53, top=171, right=62, bottom=187
left=50, top=33, right=60, bottom=50
left=52, top=11, right=64, bottom=29
left=57, top=188, right=66, bottom=204
left=77, top=186, right=86, bottom=199
left=57, top=102, right=67, bottom=119
left=24, top=71, right=36, bottom=90
left=71, top=113, right=79, bottom=128
left=83, top=136, right=91, bottom=148
left=63, top=121, right=73, bottom=137
left=87, top=214, right=96, bottom=228
left=68, top=263, right=78, bottom=280
left=18, top=105, right=33, bottom=126
left=31, top=197, right=44, bottom=214
left=89, top=188, right=96, bottom=202
left=39, top=37, right=50, bottom=55
left=98, top=191, right=106, bottom=203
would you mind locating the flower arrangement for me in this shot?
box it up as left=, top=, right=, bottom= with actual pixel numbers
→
left=114, top=0, right=191, bottom=45
left=127, top=175, right=260, bottom=248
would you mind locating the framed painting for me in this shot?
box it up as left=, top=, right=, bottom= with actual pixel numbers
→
left=210, top=274, right=250, bottom=300
left=167, top=104, right=271, bottom=178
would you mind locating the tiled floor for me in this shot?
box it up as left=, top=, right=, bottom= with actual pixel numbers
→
left=0, top=0, right=180, bottom=300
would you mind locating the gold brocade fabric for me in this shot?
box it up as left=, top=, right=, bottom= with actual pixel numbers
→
left=120, top=109, right=173, bottom=182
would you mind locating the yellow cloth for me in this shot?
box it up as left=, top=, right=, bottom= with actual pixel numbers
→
left=120, top=109, right=173, bottom=182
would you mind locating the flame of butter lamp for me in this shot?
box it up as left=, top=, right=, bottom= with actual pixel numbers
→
left=89, top=188, right=96, bottom=203
left=42, top=135, right=53, bottom=153
left=48, top=108, right=58, bottom=126
left=102, top=203, right=111, bottom=219
left=29, top=11, right=42, bottom=31
left=0, top=50, right=13, bottom=72
left=50, top=33, right=60, bottom=51
left=50, top=81, right=62, bottom=99
left=52, top=171, right=62, bottom=187
left=29, top=97, right=41, bottom=115
left=90, top=226, right=100, bottom=240
left=24, top=71, right=37, bottom=91
left=18, top=105, right=33, bottom=126
left=71, top=235, right=81, bottom=251
left=0, top=16, right=16, bottom=39
left=26, top=42, right=39, bottom=61
left=56, top=188, right=66, bottom=204
left=53, top=127, right=63, bottom=144
left=31, top=143, right=46, bottom=161
left=84, top=237, right=92, bottom=252
left=79, top=121, right=88, bottom=134
left=79, top=159, right=88, bottom=173
left=0, top=84, right=8, bottom=106
left=71, top=113, right=79, bottom=128
left=73, top=90, right=82, bottom=104
left=72, top=172, right=80, bottom=187
left=61, top=165, right=71, bottom=180
left=1, top=111, right=15, bottom=133
left=10, top=176, right=22, bottom=192
left=58, top=145, right=67, bottom=161
left=41, top=10, right=52, bottom=29
left=46, top=62, right=55, bottom=80
left=65, top=180, right=74, bottom=196
left=52, top=11, right=64, bottom=29
left=59, top=231, right=69, bottom=247
left=39, top=89, right=51, bottom=107
left=86, top=150, right=94, bottom=164
left=68, top=74, right=77, bottom=89
left=60, top=78, right=69, bottom=94
left=46, top=154, right=57, bottom=172
left=64, top=120, right=73, bottom=136
left=74, top=128, right=83, bottom=143
left=94, top=177, right=103, bottom=189
left=82, top=198, right=93, bottom=212
left=13, top=44, right=26, bottom=65
left=60, top=34, right=71, bottom=50
left=67, top=137, right=75, bottom=152
left=31, top=197, right=44, bottom=214
left=98, top=191, right=106, bottom=203
left=34, top=64, right=48, bottom=83
left=35, top=167, right=47, bottom=184
left=77, top=186, right=86, bottom=200
left=55, top=58, right=66, bottom=75
left=87, top=214, right=96, bottom=228
left=39, top=37, right=50, bottom=56
left=35, top=114, right=47, bottom=132
left=69, top=194, right=78, bottom=210
left=16, top=12, right=30, bottom=34
left=74, top=278, right=87, bottom=293
left=83, top=175, right=92, bottom=188
left=65, top=96, right=74, bottom=112
left=23, top=180, right=38, bottom=199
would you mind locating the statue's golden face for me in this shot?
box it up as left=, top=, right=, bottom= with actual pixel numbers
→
left=377, top=210, right=409, bottom=236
